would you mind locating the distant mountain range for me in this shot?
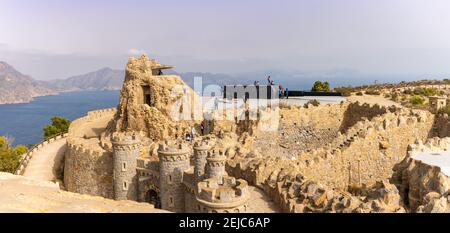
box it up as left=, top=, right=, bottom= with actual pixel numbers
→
left=0, top=62, right=252, bottom=105
left=47, top=67, right=125, bottom=92
left=1, top=60, right=407, bottom=105
left=0, top=62, right=56, bottom=104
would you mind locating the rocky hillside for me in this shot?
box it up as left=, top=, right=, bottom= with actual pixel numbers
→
left=0, top=62, right=56, bottom=104
left=48, top=67, right=125, bottom=92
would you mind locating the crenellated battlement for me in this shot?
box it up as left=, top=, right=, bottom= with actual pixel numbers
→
left=206, top=148, right=226, bottom=162
left=157, top=140, right=190, bottom=161
left=67, top=137, right=107, bottom=157
left=111, top=132, right=141, bottom=151
left=407, top=137, right=450, bottom=156
left=68, top=108, right=116, bottom=138
left=196, top=176, right=250, bottom=210
left=194, top=140, right=212, bottom=151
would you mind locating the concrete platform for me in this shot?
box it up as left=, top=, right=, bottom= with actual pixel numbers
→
left=413, top=151, right=450, bottom=176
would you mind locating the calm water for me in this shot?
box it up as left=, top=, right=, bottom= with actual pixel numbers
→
left=0, top=91, right=119, bottom=146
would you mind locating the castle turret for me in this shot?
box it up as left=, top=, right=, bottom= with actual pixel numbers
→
left=158, top=140, right=191, bottom=212
left=196, top=176, right=250, bottom=213
left=205, top=148, right=227, bottom=180
left=193, top=140, right=211, bottom=182
left=111, top=132, right=141, bottom=201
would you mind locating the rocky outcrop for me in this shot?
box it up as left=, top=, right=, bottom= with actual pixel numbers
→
left=394, top=137, right=450, bottom=212
left=110, top=55, right=202, bottom=141
left=263, top=171, right=405, bottom=213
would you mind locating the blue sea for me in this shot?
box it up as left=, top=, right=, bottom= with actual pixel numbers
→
left=0, top=91, right=119, bottom=146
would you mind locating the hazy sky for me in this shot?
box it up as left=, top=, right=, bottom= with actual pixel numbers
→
left=1, top=0, right=450, bottom=80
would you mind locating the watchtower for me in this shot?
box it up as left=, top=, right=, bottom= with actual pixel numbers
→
left=193, top=140, right=211, bottom=182
left=158, top=140, right=190, bottom=212
left=205, top=148, right=227, bottom=180
left=111, top=132, right=141, bottom=201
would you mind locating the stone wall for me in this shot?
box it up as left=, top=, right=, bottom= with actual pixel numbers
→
left=302, top=109, right=434, bottom=189
left=64, top=108, right=117, bottom=198
left=338, top=102, right=394, bottom=132
left=64, top=138, right=114, bottom=198
left=68, top=108, right=116, bottom=138
left=262, top=171, right=404, bottom=213
left=275, top=102, right=396, bottom=154
left=227, top=107, right=435, bottom=212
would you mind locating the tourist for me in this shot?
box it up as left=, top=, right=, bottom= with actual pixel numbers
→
left=285, top=88, right=289, bottom=99
left=200, top=123, right=205, bottom=135
left=214, top=97, right=219, bottom=110
left=267, top=76, right=272, bottom=85
left=191, top=127, right=196, bottom=140
left=185, top=132, right=191, bottom=141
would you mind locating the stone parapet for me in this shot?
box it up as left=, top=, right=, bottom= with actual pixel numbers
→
left=196, top=176, right=250, bottom=213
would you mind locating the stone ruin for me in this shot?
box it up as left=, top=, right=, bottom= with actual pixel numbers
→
left=62, top=54, right=450, bottom=213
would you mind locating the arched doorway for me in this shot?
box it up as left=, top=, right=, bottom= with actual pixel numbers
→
left=145, top=189, right=161, bottom=209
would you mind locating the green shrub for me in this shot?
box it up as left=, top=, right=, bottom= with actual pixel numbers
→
left=410, top=95, right=425, bottom=105
left=356, top=92, right=363, bottom=96
left=311, top=81, right=331, bottom=92
left=413, top=87, right=438, bottom=97
left=43, top=116, right=71, bottom=140
left=0, top=136, right=28, bottom=173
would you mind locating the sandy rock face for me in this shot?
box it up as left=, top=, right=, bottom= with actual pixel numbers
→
left=110, top=54, right=202, bottom=141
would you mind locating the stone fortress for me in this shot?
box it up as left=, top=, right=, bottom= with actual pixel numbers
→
left=33, top=54, right=449, bottom=213
left=112, top=133, right=250, bottom=213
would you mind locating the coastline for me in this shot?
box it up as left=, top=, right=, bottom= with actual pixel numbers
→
left=0, top=88, right=120, bottom=106
left=0, top=92, right=59, bottom=105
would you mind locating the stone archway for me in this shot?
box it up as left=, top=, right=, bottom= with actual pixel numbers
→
left=145, top=189, right=161, bottom=209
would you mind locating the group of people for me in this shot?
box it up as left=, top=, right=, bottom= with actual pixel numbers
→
left=255, top=76, right=289, bottom=98
left=278, top=85, right=289, bottom=99
left=184, top=123, right=205, bottom=141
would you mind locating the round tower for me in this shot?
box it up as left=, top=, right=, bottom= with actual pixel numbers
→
left=193, top=140, right=211, bottom=182
left=196, top=177, right=250, bottom=213
left=205, top=148, right=227, bottom=180
left=158, top=140, right=191, bottom=212
left=111, top=132, right=141, bottom=201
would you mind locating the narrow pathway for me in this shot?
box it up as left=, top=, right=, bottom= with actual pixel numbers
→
left=22, top=138, right=67, bottom=182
